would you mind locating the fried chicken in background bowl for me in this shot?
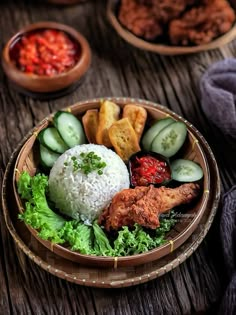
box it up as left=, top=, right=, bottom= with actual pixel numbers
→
left=118, top=0, right=236, bottom=45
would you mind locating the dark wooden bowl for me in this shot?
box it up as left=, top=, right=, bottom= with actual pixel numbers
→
left=13, top=97, right=213, bottom=268
left=107, top=0, right=236, bottom=55
left=2, top=21, right=91, bottom=93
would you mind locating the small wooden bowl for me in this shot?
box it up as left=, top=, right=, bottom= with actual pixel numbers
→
left=13, top=97, right=213, bottom=268
left=107, top=0, right=236, bottom=55
left=2, top=21, right=91, bottom=94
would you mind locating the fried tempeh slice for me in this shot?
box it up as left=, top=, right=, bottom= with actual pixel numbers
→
left=96, top=100, right=120, bottom=147
left=108, top=117, right=140, bottom=161
left=122, top=104, right=147, bottom=141
left=82, top=109, right=99, bottom=143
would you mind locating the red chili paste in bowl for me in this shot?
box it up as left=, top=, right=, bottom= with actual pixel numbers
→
left=129, top=152, right=171, bottom=187
left=9, top=29, right=81, bottom=76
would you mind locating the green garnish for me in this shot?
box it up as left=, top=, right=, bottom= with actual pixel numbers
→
left=18, top=172, right=177, bottom=257
left=71, top=155, right=79, bottom=172
left=114, top=214, right=176, bottom=256
left=68, top=151, right=107, bottom=175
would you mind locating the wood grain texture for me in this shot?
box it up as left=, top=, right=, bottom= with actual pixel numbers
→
left=0, top=0, right=235, bottom=314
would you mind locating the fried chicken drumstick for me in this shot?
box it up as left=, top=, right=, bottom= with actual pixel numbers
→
left=98, top=183, right=200, bottom=231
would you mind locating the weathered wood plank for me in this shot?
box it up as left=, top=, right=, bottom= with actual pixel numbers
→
left=0, top=172, right=12, bottom=315
left=1, top=0, right=235, bottom=314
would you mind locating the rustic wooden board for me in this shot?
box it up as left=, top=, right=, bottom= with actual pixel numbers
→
left=1, top=0, right=236, bottom=314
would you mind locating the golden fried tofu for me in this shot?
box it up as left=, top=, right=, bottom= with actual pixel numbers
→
left=108, top=117, right=140, bottom=161
left=122, top=104, right=147, bottom=141
left=96, top=100, right=120, bottom=147
left=82, top=109, right=99, bottom=143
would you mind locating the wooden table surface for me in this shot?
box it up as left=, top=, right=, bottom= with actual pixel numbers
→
left=1, top=1, right=236, bottom=314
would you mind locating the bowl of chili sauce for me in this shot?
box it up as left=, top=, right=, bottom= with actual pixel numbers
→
left=2, top=21, right=91, bottom=96
left=128, top=151, right=172, bottom=187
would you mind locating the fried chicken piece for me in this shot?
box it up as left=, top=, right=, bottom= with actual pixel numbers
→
left=169, top=0, right=235, bottom=45
left=130, top=183, right=199, bottom=229
left=118, top=0, right=196, bottom=40
left=118, top=0, right=163, bottom=40
left=98, top=183, right=200, bottom=231
left=144, top=0, right=197, bottom=23
left=98, top=186, right=147, bottom=229
left=118, top=0, right=226, bottom=42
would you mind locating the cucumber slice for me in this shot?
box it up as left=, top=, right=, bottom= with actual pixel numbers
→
left=39, top=144, right=60, bottom=168
left=54, top=111, right=86, bottom=148
left=151, top=122, right=187, bottom=158
left=38, top=127, right=69, bottom=154
left=171, top=159, right=203, bottom=182
left=141, top=118, right=175, bottom=151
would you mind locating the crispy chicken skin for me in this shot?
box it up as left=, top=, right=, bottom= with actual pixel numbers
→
left=169, top=0, right=235, bottom=45
left=118, top=0, right=235, bottom=42
left=118, top=0, right=163, bottom=40
left=118, top=0, right=196, bottom=40
left=98, top=183, right=200, bottom=231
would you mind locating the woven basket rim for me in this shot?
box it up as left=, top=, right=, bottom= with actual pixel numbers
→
left=8, top=97, right=220, bottom=270
left=2, top=139, right=220, bottom=287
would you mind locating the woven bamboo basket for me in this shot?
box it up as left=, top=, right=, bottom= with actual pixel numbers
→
left=2, top=117, right=220, bottom=287
left=13, top=97, right=211, bottom=268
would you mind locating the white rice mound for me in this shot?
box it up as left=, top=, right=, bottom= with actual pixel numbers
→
left=48, top=144, right=130, bottom=223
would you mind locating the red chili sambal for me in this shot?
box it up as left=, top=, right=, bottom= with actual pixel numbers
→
left=129, top=152, right=171, bottom=187
left=10, top=29, right=81, bottom=76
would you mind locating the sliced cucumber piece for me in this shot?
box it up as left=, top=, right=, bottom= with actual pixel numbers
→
left=38, top=127, right=69, bottom=154
left=54, top=111, right=86, bottom=148
left=141, top=118, right=175, bottom=151
left=151, top=121, right=187, bottom=158
left=171, top=159, right=203, bottom=182
left=39, top=144, right=60, bottom=168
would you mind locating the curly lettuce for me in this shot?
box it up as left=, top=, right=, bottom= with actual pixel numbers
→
left=18, top=171, right=176, bottom=256
left=18, top=172, right=66, bottom=243
left=113, top=216, right=176, bottom=256
left=61, top=221, right=93, bottom=254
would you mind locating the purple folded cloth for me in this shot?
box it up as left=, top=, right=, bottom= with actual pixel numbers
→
left=200, top=58, right=236, bottom=138
left=200, top=59, right=236, bottom=314
left=219, top=187, right=236, bottom=315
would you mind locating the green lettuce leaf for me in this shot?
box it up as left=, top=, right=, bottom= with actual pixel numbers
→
left=18, top=171, right=66, bottom=243
left=18, top=171, right=177, bottom=256
left=61, top=221, right=93, bottom=254
left=93, top=222, right=115, bottom=256
left=114, top=215, right=177, bottom=256
left=114, top=224, right=154, bottom=256
left=17, top=171, right=32, bottom=200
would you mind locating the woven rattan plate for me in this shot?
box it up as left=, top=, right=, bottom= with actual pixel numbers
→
left=13, top=98, right=211, bottom=268
left=2, top=98, right=220, bottom=288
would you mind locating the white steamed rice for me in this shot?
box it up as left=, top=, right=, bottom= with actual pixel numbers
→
left=48, top=144, right=130, bottom=223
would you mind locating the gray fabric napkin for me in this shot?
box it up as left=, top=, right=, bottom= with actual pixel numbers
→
left=200, top=58, right=236, bottom=138
left=200, top=59, right=236, bottom=314
left=219, top=187, right=236, bottom=315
